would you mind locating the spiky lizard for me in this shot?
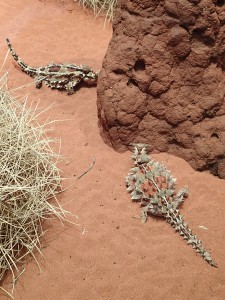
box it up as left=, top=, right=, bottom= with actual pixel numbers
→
left=6, top=38, right=99, bottom=95
left=126, top=144, right=218, bottom=267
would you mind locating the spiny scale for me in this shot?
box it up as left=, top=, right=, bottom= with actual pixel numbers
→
left=6, top=38, right=99, bottom=94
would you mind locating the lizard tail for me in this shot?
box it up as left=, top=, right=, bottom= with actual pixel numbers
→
left=6, top=38, right=30, bottom=73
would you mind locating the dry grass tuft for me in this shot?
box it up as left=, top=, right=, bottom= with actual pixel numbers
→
left=0, top=74, right=75, bottom=298
left=77, top=0, right=117, bottom=21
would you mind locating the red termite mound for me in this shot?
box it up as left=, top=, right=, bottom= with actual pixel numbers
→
left=97, top=0, right=225, bottom=178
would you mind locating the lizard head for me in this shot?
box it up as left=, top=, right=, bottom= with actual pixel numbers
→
left=81, top=66, right=99, bottom=85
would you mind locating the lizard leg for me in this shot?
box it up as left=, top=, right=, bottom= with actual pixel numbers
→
left=35, top=76, right=45, bottom=89
left=65, top=79, right=81, bottom=95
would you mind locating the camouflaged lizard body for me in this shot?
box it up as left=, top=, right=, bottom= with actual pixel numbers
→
left=6, top=38, right=99, bottom=94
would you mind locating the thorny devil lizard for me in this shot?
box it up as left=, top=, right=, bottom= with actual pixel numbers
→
left=126, top=144, right=218, bottom=268
left=6, top=38, right=99, bottom=95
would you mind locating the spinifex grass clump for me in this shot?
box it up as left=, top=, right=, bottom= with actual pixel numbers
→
left=78, top=0, right=117, bottom=21
left=0, top=75, right=73, bottom=295
left=126, top=144, right=217, bottom=268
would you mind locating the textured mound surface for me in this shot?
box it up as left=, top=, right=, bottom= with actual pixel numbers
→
left=97, top=0, right=225, bottom=178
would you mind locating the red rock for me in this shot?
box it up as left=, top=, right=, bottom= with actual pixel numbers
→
left=97, top=0, right=225, bottom=178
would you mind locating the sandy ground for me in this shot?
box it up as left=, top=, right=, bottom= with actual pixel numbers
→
left=0, top=0, right=225, bottom=299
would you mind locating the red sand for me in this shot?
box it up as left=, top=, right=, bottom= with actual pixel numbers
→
left=0, top=1, right=225, bottom=299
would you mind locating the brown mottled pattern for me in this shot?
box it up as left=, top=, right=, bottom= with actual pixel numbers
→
left=6, top=38, right=98, bottom=94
